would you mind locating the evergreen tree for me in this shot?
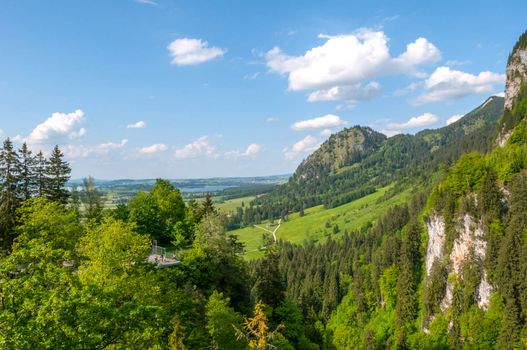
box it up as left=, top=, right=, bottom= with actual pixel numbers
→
left=202, top=192, right=216, bottom=216
left=34, top=150, right=48, bottom=198
left=17, top=142, right=36, bottom=201
left=252, top=245, right=285, bottom=309
left=0, top=138, right=21, bottom=250
left=44, top=145, right=71, bottom=204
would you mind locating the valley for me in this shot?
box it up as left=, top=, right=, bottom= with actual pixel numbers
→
left=1, top=3, right=526, bottom=349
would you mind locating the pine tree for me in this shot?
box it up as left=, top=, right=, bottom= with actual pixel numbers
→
left=202, top=192, right=216, bottom=216
left=45, top=145, right=71, bottom=204
left=0, top=138, right=21, bottom=250
left=252, top=246, right=285, bottom=309
left=17, top=142, right=36, bottom=200
left=34, top=150, right=48, bottom=197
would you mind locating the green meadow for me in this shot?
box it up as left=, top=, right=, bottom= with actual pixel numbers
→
left=229, top=185, right=412, bottom=259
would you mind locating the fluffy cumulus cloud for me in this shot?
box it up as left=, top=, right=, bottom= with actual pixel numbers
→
left=225, top=143, right=262, bottom=158
left=292, top=114, right=347, bottom=130
left=266, top=29, right=440, bottom=102
left=388, top=112, right=439, bottom=129
left=19, top=109, right=86, bottom=146
left=139, top=143, right=167, bottom=155
left=168, top=38, right=226, bottom=66
left=307, top=81, right=381, bottom=102
left=127, top=121, right=146, bottom=129
left=415, top=66, right=505, bottom=104
left=446, top=114, right=464, bottom=125
left=283, top=135, right=321, bottom=159
left=175, top=136, right=217, bottom=159
left=64, top=139, right=128, bottom=158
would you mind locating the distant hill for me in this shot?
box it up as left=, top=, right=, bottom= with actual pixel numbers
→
left=240, top=95, right=504, bottom=222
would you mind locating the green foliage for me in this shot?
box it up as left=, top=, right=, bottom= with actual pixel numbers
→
left=128, top=179, right=189, bottom=244
left=379, top=265, right=398, bottom=309
left=423, top=259, right=448, bottom=317
left=80, top=176, right=104, bottom=221
left=205, top=291, right=246, bottom=350
left=15, top=198, right=82, bottom=252
left=44, top=145, right=71, bottom=204
left=77, top=217, right=151, bottom=286
left=251, top=245, right=285, bottom=309
left=443, top=152, right=486, bottom=196
left=459, top=295, right=503, bottom=349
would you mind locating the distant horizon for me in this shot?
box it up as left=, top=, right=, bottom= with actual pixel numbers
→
left=67, top=173, right=292, bottom=182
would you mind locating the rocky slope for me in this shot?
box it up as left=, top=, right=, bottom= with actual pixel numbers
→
left=423, top=30, right=527, bottom=329
left=505, top=31, right=527, bottom=110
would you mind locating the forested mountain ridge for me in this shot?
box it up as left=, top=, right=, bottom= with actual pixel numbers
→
left=266, top=30, right=527, bottom=349
left=234, top=95, right=503, bottom=226
left=293, top=126, right=386, bottom=182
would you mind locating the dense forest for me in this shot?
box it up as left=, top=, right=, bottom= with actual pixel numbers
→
left=0, top=30, right=527, bottom=350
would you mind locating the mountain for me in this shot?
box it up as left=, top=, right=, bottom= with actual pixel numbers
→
left=269, top=30, right=527, bottom=349
left=239, top=95, right=504, bottom=224
left=499, top=29, right=527, bottom=140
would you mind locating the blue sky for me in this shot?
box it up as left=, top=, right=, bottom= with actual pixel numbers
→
left=0, top=0, right=525, bottom=179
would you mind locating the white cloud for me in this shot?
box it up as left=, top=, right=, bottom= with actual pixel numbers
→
left=394, top=37, right=441, bottom=68
left=127, top=120, right=146, bottom=129
left=64, top=139, right=128, bottom=159
left=266, top=117, right=279, bottom=123
left=494, top=91, right=505, bottom=97
left=292, top=114, right=347, bottom=130
left=266, top=29, right=440, bottom=102
left=139, top=143, right=167, bottom=154
left=320, top=129, right=332, bottom=137
left=244, top=143, right=261, bottom=156
left=23, top=109, right=86, bottom=145
left=380, top=129, right=402, bottom=137
left=168, top=38, right=226, bottom=66
left=446, top=114, right=463, bottom=125
left=415, top=66, right=505, bottom=104
left=0, top=129, right=5, bottom=139
left=283, top=135, right=321, bottom=159
left=175, top=136, right=217, bottom=159
left=225, top=143, right=262, bottom=158
left=388, top=112, right=439, bottom=129
left=308, top=81, right=381, bottom=102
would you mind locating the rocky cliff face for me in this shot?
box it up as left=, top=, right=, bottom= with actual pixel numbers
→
left=498, top=31, right=527, bottom=146
left=425, top=210, right=492, bottom=314
left=505, top=47, right=527, bottom=110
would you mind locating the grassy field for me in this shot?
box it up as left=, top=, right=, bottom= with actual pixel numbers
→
left=215, top=196, right=256, bottom=214
left=228, top=185, right=413, bottom=259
